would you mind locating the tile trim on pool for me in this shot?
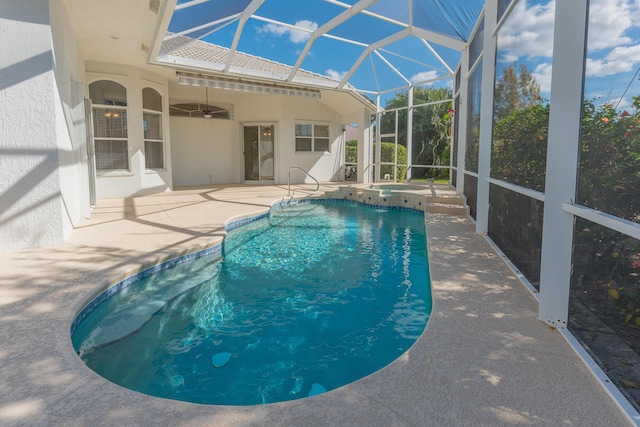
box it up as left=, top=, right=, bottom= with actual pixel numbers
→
left=279, top=197, right=425, bottom=214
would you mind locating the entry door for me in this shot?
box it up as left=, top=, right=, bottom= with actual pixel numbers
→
left=243, top=124, right=274, bottom=182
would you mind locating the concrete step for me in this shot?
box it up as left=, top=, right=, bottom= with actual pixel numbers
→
left=425, top=202, right=468, bottom=216
left=426, top=196, right=465, bottom=205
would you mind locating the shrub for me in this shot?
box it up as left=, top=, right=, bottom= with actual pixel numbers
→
left=379, top=142, right=407, bottom=180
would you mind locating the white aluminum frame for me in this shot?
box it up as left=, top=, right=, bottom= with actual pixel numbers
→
left=538, top=0, right=588, bottom=329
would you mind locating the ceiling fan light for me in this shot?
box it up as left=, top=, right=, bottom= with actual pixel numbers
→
left=203, top=113, right=212, bottom=119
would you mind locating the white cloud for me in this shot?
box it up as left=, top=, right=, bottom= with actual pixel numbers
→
left=259, top=20, right=318, bottom=44
left=497, top=0, right=556, bottom=62
left=410, top=70, right=439, bottom=84
left=532, top=62, right=553, bottom=94
left=499, top=0, right=640, bottom=66
left=586, top=44, right=640, bottom=77
left=587, top=0, right=639, bottom=52
left=326, top=69, right=347, bottom=81
left=260, top=23, right=287, bottom=37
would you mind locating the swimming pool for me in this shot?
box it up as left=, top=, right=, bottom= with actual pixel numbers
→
left=71, top=201, right=431, bottom=405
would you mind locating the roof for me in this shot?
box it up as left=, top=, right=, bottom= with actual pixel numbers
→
left=159, top=35, right=346, bottom=88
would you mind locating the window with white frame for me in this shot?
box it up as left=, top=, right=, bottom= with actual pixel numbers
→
left=89, top=80, right=129, bottom=171
left=142, top=87, right=164, bottom=169
left=295, top=122, right=330, bottom=152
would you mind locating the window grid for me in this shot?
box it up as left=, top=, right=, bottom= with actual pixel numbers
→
left=143, top=109, right=164, bottom=170
left=143, top=88, right=164, bottom=170
left=295, top=123, right=330, bottom=152
left=92, top=105, right=129, bottom=171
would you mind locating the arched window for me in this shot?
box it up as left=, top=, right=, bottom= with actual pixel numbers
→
left=142, top=88, right=164, bottom=169
left=89, top=80, right=128, bottom=170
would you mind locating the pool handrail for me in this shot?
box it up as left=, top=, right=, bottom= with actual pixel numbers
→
left=288, top=167, right=319, bottom=196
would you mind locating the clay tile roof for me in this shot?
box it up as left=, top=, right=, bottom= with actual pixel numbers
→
left=159, top=35, right=342, bottom=88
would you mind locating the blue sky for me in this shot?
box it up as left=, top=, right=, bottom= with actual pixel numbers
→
left=177, top=0, right=640, bottom=110
left=196, top=0, right=465, bottom=104
left=497, top=0, right=640, bottom=111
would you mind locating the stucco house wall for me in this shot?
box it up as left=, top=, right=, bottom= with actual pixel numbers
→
left=170, top=85, right=349, bottom=187
left=0, top=0, right=87, bottom=251
left=0, top=1, right=373, bottom=251
left=277, top=95, right=344, bottom=184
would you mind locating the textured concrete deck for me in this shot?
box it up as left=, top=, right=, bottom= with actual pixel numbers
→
left=0, top=184, right=632, bottom=426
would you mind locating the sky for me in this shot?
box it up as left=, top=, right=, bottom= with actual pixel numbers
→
left=496, top=0, right=640, bottom=111
left=187, top=0, right=470, bottom=104
left=171, top=0, right=640, bottom=110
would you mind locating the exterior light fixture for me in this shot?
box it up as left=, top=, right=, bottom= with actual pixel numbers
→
left=177, top=72, right=321, bottom=99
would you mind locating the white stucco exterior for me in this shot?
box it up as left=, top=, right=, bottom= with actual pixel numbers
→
left=0, top=0, right=374, bottom=251
left=0, top=0, right=88, bottom=251
left=170, top=86, right=353, bottom=186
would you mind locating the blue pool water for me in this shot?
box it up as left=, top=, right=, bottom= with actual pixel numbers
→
left=71, top=201, right=431, bottom=405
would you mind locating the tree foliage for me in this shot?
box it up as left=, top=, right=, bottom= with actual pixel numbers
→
left=492, top=103, right=549, bottom=192
left=494, top=62, right=541, bottom=121
left=379, top=87, right=452, bottom=179
left=578, top=97, right=640, bottom=220
left=345, top=139, right=357, bottom=163
left=379, top=141, right=407, bottom=180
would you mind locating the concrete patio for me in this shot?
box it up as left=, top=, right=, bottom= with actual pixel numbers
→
left=0, top=184, right=632, bottom=426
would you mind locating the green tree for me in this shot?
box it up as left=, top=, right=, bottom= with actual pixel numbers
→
left=377, top=141, right=407, bottom=181
left=491, top=63, right=546, bottom=190
left=578, top=98, right=640, bottom=220
left=345, top=139, right=357, bottom=163
left=491, top=103, right=549, bottom=192
left=379, top=87, right=452, bottom=179
left=494, top=62, right=541, bottom=120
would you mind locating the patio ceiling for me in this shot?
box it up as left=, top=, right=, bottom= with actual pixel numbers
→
left=151, top=0, right=484, bottom=97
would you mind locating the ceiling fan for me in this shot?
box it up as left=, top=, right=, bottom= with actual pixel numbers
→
left=168, top=85, right=231, bottom=119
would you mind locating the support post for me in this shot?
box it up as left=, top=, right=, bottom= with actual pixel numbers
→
left=476, top=0, right=498, bottom=234
left=538, top=0, right=588, bottom=327
left=456, top=51, right=470, bottom=195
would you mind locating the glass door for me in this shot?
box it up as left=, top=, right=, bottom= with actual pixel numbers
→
left=243, top=124, right=274, bottom=182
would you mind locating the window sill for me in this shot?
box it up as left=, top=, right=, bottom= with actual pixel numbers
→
left=96, top=171, right=134, bottom=178
left=145, top=169, right=168, bottom=174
